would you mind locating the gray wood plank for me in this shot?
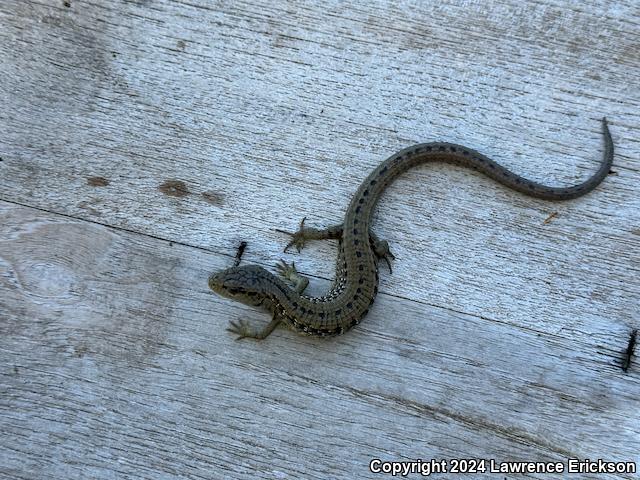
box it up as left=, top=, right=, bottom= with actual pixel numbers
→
left=1, top=0, right=639, bottom=478
left=1, top=202, right=638, bottom=480
left=0, top=0, right=638, bottom=337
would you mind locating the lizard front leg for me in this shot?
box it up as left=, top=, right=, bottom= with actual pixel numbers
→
left=275, top=259, right=309, bottom=294
left=227, top=312, right=282, bottom=341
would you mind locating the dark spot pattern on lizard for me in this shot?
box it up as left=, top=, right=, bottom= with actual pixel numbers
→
left=209, top=118, right=614, bottom=340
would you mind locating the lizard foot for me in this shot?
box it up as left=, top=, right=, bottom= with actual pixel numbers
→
left=227, top=319, right=258, bottom=340
left=276, top=259, right=309, bottom=294
left=372, top=239, right=396, bottom=274
left=276, top=258, right=298, bottom=280
left=275, top=217, right=308, bottom=252
left=227, top=315, right=281, bottom=340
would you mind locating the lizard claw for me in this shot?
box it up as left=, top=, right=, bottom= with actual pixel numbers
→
left=275, top=217, right=307, bottom=253
left=382, top=254, right=394, bottom=274
left=226, top=319, right=253, bottom=340
left=276, top=258, right=309, bottom=294
left=373, top=240, right=395, bottom=274
left=276, top=259, right=297, bottom=280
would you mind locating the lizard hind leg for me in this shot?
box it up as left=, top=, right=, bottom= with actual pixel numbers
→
left=276, top=219, right=396, bottom=273
left=275, top=218, right=343, bottom=252
left=369, top=232, right=396, bottom=274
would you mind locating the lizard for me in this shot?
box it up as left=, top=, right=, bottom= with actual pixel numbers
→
left=209, top=118, right=614, bottom=340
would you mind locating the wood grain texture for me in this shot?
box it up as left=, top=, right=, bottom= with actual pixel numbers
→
left=1, top=202, right=638, bottom=479
left=0, top=0, right=639, bottom=478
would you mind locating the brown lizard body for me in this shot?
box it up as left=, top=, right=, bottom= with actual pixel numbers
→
left=209, top=118, right=614, bottom=340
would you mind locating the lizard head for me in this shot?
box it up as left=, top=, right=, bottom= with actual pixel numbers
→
left=208, top=265, right=272, bottom=307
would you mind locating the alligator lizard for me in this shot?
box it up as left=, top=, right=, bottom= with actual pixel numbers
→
left=209, top=118, right=614, bottom=340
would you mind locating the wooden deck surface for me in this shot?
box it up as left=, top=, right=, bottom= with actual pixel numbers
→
left=1, top=1, right=639, bottom=479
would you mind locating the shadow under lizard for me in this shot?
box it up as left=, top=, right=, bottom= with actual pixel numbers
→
left=209, top=118, right=614, bottom=340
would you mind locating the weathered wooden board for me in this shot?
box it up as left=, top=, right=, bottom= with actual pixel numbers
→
left=1, top=0, right=639, bottom=335
left=0, top=0, right=639, bottom=478
left=1, top=203, right=638, bottom=480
